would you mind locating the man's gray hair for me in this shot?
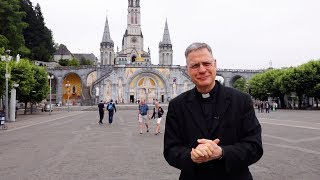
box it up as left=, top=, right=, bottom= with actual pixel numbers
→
left=184, top=42, right=213, bottom=59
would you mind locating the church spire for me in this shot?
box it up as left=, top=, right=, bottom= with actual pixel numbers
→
left=159, top=19, right=173, bottom=65
left=100, top=13, right=115, bottom=65
left=101, top=14, right=113, bottom=44
left=161, top=19, right=171, bottom=44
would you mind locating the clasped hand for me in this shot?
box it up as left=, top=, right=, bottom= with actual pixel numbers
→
left=191, top=138, right=222, bottom=164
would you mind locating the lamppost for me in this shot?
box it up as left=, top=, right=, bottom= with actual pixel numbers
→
left=48, top=75, right=54, bottom=115
left=1, top=50, right=12, bottom=122
left=65, top=82, right=70, bottom=112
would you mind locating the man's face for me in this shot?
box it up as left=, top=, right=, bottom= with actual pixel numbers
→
left=186, top=48, right=216, bottom=92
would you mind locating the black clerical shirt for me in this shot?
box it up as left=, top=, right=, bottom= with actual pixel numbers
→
left=195, top=83, right=219, bottom=136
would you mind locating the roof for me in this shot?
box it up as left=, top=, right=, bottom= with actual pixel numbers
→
left=53, top=45, right=72, bottom=55
left=73, top=53, right=97, bottom=61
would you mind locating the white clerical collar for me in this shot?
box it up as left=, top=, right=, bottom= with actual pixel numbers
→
left=202, top=93, right=210, bottom=98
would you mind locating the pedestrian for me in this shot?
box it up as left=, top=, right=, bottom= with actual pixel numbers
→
left=151, top=101, right=164, bottom=135
left=107, top=99, right=116, bottom=125
left=163, top=42, right=263, bottom=179
left=138, top=99, right=149, bottom=134
left=98, top=100, right=105, bottom=125
left=265, top=101, right=270, bottom=113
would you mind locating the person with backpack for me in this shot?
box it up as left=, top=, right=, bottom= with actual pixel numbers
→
left=97, top=100, right=105, bottom=125
left=107, top=99, right=116, bottom=125
left=151, top=101, right=164, bottom=135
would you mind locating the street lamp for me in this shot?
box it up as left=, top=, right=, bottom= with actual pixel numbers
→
left=65, top=82, right=70, bottom=112
left=48, top=75, right=54, bottom=115
left=1, top=50, right=12, bottom=122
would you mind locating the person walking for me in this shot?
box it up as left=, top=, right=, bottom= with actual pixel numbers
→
left=138, top=99, right=149, bottom=134
left=98, top=100, right=105, bottom=125
left=107, top=99, right=116, bottom=125
left=151, top=101, right=164, bottom=135
left=265, top=101, right=270, bottom=113
left=163, top=42, right=263, bottom=179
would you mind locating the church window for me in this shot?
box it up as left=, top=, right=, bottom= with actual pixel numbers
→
left=131, top=13, right=134, bottom=24
left=109, top=52, right=112, bottom=64
left=135, top=13, right=137, bottom=24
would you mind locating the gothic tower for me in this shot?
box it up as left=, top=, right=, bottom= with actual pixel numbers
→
left=100, top=14, right=115, bottom=65
left=159, top=19, right=173, bottom=65
left=116, top=0, right=151, bottom=65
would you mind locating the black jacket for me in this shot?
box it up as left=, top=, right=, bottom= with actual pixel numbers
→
left=151, top=107, right=164, bottom=119
left=163, top=82, right=263, bottom=180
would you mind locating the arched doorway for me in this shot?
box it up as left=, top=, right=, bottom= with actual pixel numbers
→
left=131, top=55, right=137, bottom=62
left=62, top=73, right=82, bottom=106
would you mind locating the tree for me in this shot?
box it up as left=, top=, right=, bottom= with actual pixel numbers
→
left=0, top=61, right=5, bottom=98
left=29, top=65, right=49, bottom=113
left=20, top=1, right=55, bottom=61
left=248, top=73, right=270, bottom=101
left=233, top=77, right=247, bottom=93
left=248, top=68, right=287, bottom=107
left=10, top=59, right=35, bottom=114
left=58, top=59, right=69, bottom=66
left=278, top=64, right=317, bottom=109
left=59, top=58, right=80, bottom=66
left=68, top=58, right=80, bottom=66
left=313, top=84, right=320, bottom=108
left=0, top=35, right=9, bottom=51
left=9, top=58, right=50, bottom=114
left=0, top=0, right=29, bottom=56
left=80, top=57, right=93, bottom=65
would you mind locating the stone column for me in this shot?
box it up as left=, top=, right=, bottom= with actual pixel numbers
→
left=9, top=88, right=17, bottom=121
left=56, top=76, right=63, bottom=106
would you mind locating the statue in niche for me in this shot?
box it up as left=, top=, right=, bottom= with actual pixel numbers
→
left=144, top=78, right=152, bottom=87
left=126, top=68, right=134, bottom=78
left=95, top=87, right=99, bottom=96
left=173, top=78, right=177, bottom=96
left=72, top=86, right=76, bottom=95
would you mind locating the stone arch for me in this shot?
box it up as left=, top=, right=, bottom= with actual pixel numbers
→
left=62, top=72, right=82, bottom=106
left=216, top=73, right=225, bottom=85
left=86, top=71, right=97, bottom=87
left=126, top=69, right=170, bottom=103
left=230, top=75, right=246, bottom=88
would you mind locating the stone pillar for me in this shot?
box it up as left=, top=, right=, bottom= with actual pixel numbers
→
left=9, top=88, right=17, bottom=121
left=56, top=76, right=63, bottom=106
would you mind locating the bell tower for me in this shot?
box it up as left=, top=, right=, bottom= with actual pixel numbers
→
left=116, top=0, right=151, bottom=65
left=159, top=19, right=173, bottom=65
left=100, top=14, right=115, bottom=65
left=123, top=0, right=143, bottom=52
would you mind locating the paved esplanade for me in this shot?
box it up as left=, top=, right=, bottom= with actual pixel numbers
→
left=0, top=108, right=319, bottom=180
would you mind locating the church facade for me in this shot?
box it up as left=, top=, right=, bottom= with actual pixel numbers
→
left=96, top=0, right=191, bottom=103
left=47, top=0, right=262, bottom=106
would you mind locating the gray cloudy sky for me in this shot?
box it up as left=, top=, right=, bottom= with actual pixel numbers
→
left=31, top=0, right=320, bottom=69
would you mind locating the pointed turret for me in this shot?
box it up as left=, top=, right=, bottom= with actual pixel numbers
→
left=161, top=19, right=171, bottom=44
left=100, top=14, right=115, bottom=65
left=159, top=19, right=173, bottom=65
left=101, top=15, right=114, bottom=45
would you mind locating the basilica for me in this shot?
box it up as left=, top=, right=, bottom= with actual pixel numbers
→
left=48, top=0, right=260, bottom=106
left=92, top=0, right=192, bottom=104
